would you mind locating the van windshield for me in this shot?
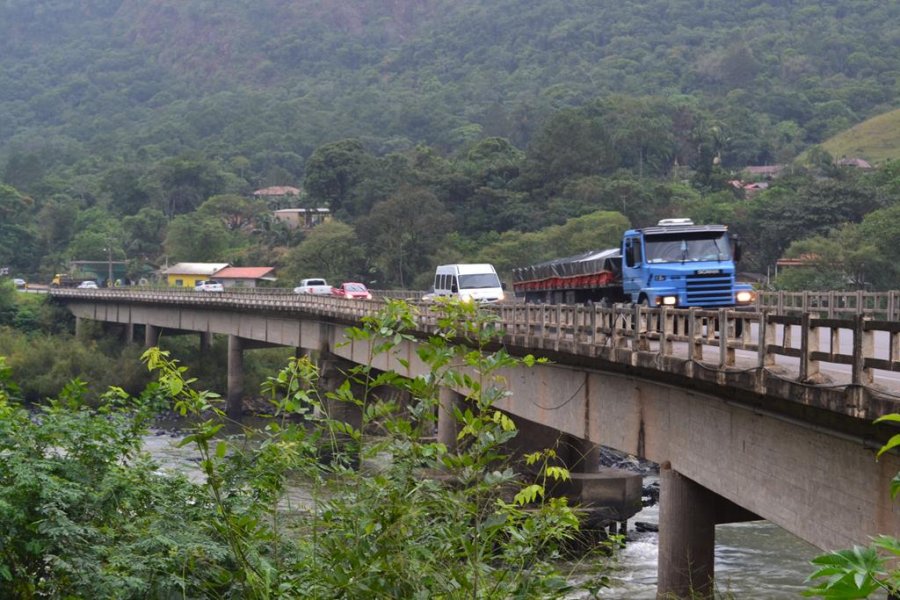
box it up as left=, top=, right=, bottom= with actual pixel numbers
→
left=459, top=273, right=501, bottom=289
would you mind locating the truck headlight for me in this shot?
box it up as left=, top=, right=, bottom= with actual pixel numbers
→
left=653, top=275, right=667, bottom=281
left=658, top=296, right=677, bottom=306
left=736, top=291, right=755, bottom=303
left=460, top=293, right=473, bottom=303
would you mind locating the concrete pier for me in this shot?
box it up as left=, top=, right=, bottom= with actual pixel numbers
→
left=319, top=355, right=363, bottom=464
left=200, top=331, right=212, bottom=352
left=657, top=466, right=760, bottom=599
left=144, top=324, right=159, bottom=347
left=438, top=387, right=465, bottom=451
left=227, top=334, right=243, bottom=419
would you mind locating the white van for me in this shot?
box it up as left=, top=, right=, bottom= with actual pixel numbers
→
left=433, top=263, right=504, bottom=303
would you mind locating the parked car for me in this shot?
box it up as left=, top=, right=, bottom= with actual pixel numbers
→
left=77, top=280, right=99, bottom=289
left=12, top=278, right=26, bottom=289
left=331, top=282, right=372, bottom=300
left=195, top=279, right=224, bottom=292
left=293, top=278, right=332, bottom=295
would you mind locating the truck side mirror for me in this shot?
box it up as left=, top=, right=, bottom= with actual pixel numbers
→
left=732, top=236, right=742, bottom=262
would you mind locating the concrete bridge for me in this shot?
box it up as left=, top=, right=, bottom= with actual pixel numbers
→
left=50, top=288, right=900, bottom=599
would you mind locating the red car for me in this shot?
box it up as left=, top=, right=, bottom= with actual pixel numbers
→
left=332, top=282, right=373, bottom=300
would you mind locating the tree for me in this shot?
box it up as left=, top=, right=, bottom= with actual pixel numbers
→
left=100, top=165, right=155, bottom=216
left=521, top=108, right=616, bottom=195
left=853, top=204, right=900, bottom=290
left=196, top=194, right=264, bottom=232
left=603, top=97, right=674, bottom=178
left=157, top=157, right=226, bottom=218
left=478, top=210, right=630, bottom=277
left=35, top=195, right=79, bottom=256
left=122, top=208, right=168, bottom=262
left=773, top=225, right=873, bottom=291
left=280, top=220, right=367, bottom=284
left=163, top=214, right=231, bottom=263
left=303, top=139, right=379, bottom=219
left=738, top=176, right=883, bottom=271
left=0, top=183, right=37, bottom=272
left=355, top=187, right=453, bottom=288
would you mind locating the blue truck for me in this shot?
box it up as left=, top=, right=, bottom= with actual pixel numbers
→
left=512, top=218, right=756, bottom=307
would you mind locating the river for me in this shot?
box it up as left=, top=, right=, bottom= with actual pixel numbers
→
left=591, top=490, right=821, bottom=599
left=145, top=430, right=823, bottom=598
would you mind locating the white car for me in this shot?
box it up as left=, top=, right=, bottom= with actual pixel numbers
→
left=293, top=278, right=332, bottom=295
left=195, top=279, right=225, bottom=292
left=77, top=280, right=99, bottom=289
left=12, top=278, right=26, bottom=289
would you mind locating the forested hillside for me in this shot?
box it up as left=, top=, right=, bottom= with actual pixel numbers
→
left=1, top=0, right=898, bottom=291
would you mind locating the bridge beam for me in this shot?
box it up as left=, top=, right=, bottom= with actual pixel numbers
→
left=657, top=465, right=760, bottom=599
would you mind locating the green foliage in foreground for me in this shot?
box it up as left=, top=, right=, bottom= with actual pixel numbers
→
left=0, top=300, right=614, bottom=598
left=804, top=413, right=900, bottom=598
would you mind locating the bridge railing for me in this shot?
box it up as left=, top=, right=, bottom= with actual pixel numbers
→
left=51, top=288, right=900, bottom=397
left=756, top=290, right=900, bottom=321
left=492, top=302, right=900, bottom=390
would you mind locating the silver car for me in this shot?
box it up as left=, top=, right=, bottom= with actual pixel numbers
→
left=195, top=279, right=225, bottom=292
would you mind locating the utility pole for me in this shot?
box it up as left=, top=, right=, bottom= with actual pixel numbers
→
left=106, top=245, right=113, bottom=287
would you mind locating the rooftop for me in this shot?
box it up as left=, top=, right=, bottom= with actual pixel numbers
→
left=253, top=186, right=301, bottom=197
left=162, top=262, right=230, bottom=276
left=214, top=266, right=276, bottom=280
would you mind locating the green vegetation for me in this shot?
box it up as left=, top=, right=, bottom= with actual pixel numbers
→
left=0, top=300, right=616, bottom=597
left=817, top=108, right=900, bottom=166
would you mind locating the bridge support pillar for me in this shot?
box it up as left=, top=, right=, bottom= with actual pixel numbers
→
left=74, top=316, right=83, bottom=338
left=657, top=465, right=760, bottom=599
left=145, top=324, right=160, bottom=347
left=200, top=331, right=212, bottom=353
left=438, top=387, right=465, bottom=451
left=320, top=355, right=362, bottom=465
left=227, top=335, right=244, bottom=419
left=658, top=467, right=716, bottom=599
left=124, top=323, right=135, bottom=344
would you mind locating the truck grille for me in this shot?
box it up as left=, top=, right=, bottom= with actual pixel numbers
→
left=686, top=272, right=734, bottom=306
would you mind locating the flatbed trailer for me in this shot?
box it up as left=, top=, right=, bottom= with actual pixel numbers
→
left=512, top=248, right=627, bottom=304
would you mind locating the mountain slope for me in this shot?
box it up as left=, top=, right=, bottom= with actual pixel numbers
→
left=0, top=0, right=898, bottom=174
left=818, top=108, right=900, bottom=165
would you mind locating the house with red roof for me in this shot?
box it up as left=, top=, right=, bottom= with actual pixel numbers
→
left=213, top=266, right=277, bottom=288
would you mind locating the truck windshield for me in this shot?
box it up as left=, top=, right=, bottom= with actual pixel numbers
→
left=459, top=273, right=501, bottom=289
left=644, top=233, right=732, bottom=263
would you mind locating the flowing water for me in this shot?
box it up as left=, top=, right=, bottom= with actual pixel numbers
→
left=590, top=493, right=822, bottom=599
left=144, top=431, right=822, bottom=599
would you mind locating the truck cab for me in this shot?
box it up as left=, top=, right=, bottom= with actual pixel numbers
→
left=621, top=219, right=755, bottom=308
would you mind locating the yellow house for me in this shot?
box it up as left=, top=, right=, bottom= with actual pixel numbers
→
left=162, top=262, right=230, bottom=288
